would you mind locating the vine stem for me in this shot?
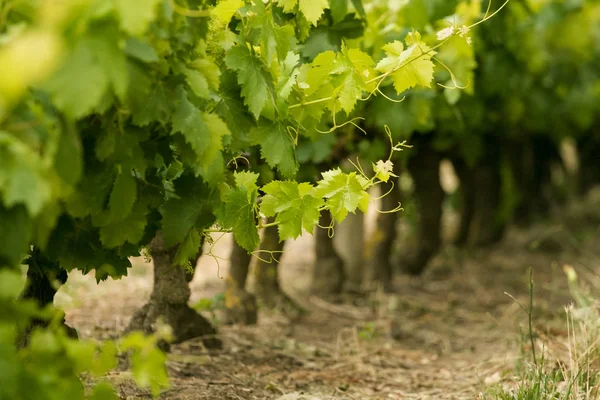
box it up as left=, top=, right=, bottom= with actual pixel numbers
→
left=257, top=221, right=278, bottom=229
left=288, top=96, right=333, bottom=110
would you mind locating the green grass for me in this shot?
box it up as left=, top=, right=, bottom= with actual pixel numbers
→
left=484, top=267, right=600, bottom=400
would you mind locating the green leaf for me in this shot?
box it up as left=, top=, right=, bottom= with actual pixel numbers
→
left=0, top=205, right=32, bottom=267
left=249, top=1, right=297, bottom=64
left=184, top=68, right=209, bottom=99
left=54, top=127, right=83, bottom=187
left=298, top=51, right=336, bottom=97
left=373, top=160, right=396, bottom=183
left=0, top=269, right=25, bottom=299
left=0, top=132, right=53, bottom=216
left=331, top=46, right=376, bottom=114
left=329, top=0, right=348, bottom=24
left=88, top=25, right=129, bottom=101
left=219, top=186, right=259, bottom=252
left=65, top=166, right=115, bottom=218
left=225, top=44, right=274, bottom=119
left=99, top=203, right=148, bottom=248
left=171, top=87, right=231, bottom=170
left=172, top=228, right=201, bottom=267
left=211, top=0, right=244, bottom=24
left=260, top=181, right=323, bottom=240
left=276, top=52, right=300, bottom=100
left=92, top=341, right=118, bottom=376
left=114, top=0, right=162, bottom=35
left=90, top=382, right=119, bottom=400
left=128, top=65, right=173, bottom=126
left=375, top=39, right=436, bottom=95
left=215, top=72, right=255, bottom=151
left=44, top=41, right=109, bottom=119
left=314, top=168, right=369, bottom=222
left=350, top=0, right=366, bottom=19
left=250, top=120, right=298, bottom=178
left=108, top=168, right=137, bottom=221
left=234, top=171, right=260, bottom=195
left=124, top=38, right=159, bottom=63
left=276, top=0, right=329, bottom=25
left=45, top=26, right=129, bottom=116
left=161, top=178, right=216, bottom=247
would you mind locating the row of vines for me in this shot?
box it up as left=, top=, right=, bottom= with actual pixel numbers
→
left=1, top=0, right=599, bottom=398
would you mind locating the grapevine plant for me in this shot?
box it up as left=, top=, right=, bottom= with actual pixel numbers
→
left=0, top=0, right=494, bottom=397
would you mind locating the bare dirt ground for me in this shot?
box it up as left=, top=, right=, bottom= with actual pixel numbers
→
left=55, top=190, right=600, bottom=400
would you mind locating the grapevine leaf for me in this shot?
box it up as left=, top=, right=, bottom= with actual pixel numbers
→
left=300, top=0, right=329, bottom=25
left=88, top=25, right=129, bottom=101
left=185, top=58, right=221, bottom=99
left=128, top=65, right=173, bottom=126
left=249, top=1, right=297, bottom=64
left=90, top=383, right=119, bottom=400
left=215, top=71, right=255, bottom=151
left=234, top=171, right=260, bottom=195
left=124, top=38, right=159, bottom=63
left=219, top=186, right=259, bottom=252
left=375, top=40, right=436, bottom=95
left=314, top=168, right=369, bottom=222
left=99, top=203, right=148, bottom=248
left=260, top=181, right=323, bottom=240
left=277, top=52, right=300, bottom=100
left=46, top=217, right=131, bottom=280
left=44, top=41, right=109, bottom=119
left=250, top=120, right=298, bottom=178
left=171, top=87, right=231, bottom=170
left=211, top=0, right=244, bottom=24
left=65, top=166, right=115, bottom=218
left=276, top=0, right=329, bottom=25
left=373, top=160, right=396, bottom=182
left=160, top=178, right=216, bottom=248
left=331, top=46, right=376, bottom=113
left=298, top=51, right=336, bottom=97
left=350, top=0, right=366, bottom=19
left=114, top=0, right=162, bottom=35
left=225, top=45, right=274, bottom=119
left=108, top=168, right=137, bottom=221
left=54, top=126, right=83, bottom=187
left=0, top=132, right=53, bottom=215
left=0, top=204, right=32, bottom=267
left=329, top=0, right=348, bottom=24
left=172, top=228, right=202, bottom=267
left=184, top=68, right=210, bottom=99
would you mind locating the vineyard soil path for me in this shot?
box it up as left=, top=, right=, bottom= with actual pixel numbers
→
left=56, top=191, right=600, bottom=399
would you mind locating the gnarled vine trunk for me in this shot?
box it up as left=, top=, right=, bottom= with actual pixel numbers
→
left=126, top=232, right=221, bottom=351
left=224, top=238, right=257, bottom=325
left=333, top=211, right=365, bottom=292
left=253, top=224, right=301, bottom=315
left=366, top=178, right=402, bottom=291
left=311, top=210, right=345, bottom=294
left=469, top=138, right=505, bottom=246
left=452, top=158, right=476, bottom=247
left=404, top=136, right=444, bottom=275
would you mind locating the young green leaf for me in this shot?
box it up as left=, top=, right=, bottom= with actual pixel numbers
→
left=375, top=39, right=436, bottom=95
left=260, top=181, right=324, bottom=240
left=314, top=168, right=370, bottom=222
left=276, top=0, right=329, bottom=26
